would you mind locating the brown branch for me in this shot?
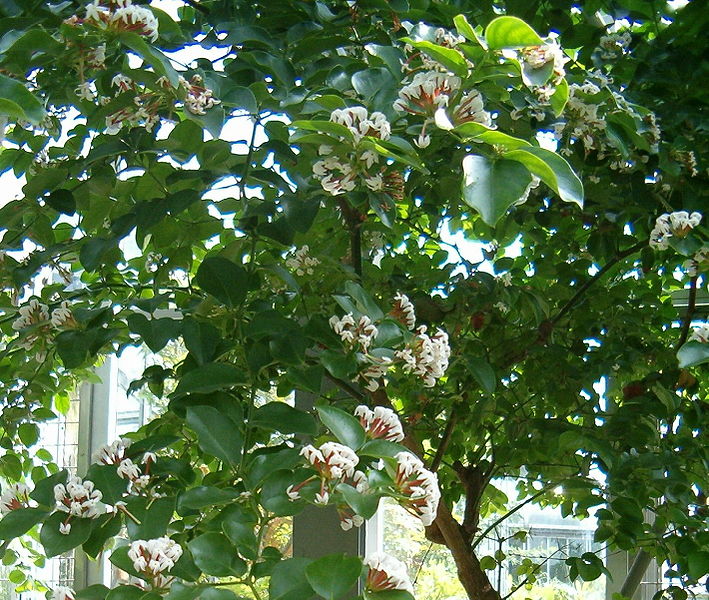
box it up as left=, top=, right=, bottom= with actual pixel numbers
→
left=675, top=274, right=698, bottom=350
left=430, top=410, right=458, bottom=472
left=550, top=240, right=647, bottom=325
left=323, top=373, right=366, bottom=402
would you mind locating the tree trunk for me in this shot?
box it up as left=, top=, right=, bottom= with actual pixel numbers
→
left=433, top=501, right=502, bottom=600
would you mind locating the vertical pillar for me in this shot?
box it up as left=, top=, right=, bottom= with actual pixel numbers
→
left=292, top=390, right=372, bottom=595
left=74, top=358, right=118, bottom=589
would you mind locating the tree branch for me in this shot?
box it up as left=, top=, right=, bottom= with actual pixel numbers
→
left=430, top=409, right=458, bottom=472
left=550, top=240, right=647, bottom=325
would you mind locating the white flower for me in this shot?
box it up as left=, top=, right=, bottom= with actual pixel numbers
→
left=355, top=405, right=405, bottom=443
left=12, top=299, right=49, bottom=331
left=689, top=324, right=709, bottom=344
left=396, top=325, right=450, bottom=387
left=494, top=301, right=509, bottom=314
left=520, top=41, right=568, bottom=82
left=329, top=313, right=378, bottom=352
left=53, top=587, right=75, bottom=600
left=330, top=107, right=390, bottom=143
left=0, top=483, right=32, bottom=515
left=285, top=245, right=320, bottom=276
left=314, top=490, right=329, bottom=505
left=59, top=522, right=72, bottom=535
left=54, top=476, right=104, bottom=519
left=364, top=553, right=414, bottom=594
left=415, top=131, right=431, bottom=148
left=391, top=292, right=416, bottom=330
left=392, top=452, right=441, bottom=526
left=180, top=75, right=221, bottom=115
left=497, top=272, right=513, bottom=287
left=128, top=537, right=183, bottom=586
left=286, top=485, right=301, bottom=501
left=451, top=90, right=493, bottom=128
left=110, top=1, right=159, bottom=42
left=358, top=356, right=393, bottom=392
left=93, top=438, right=132, bottom=465
left=117, top=458, right=142, bottom=480
left=75, top=82, right=95, bottom=101
left=597, top=31, right=632, bottom=59
left=301, top=442, right=359, bottom=481
left=111, top=74, right=132, bottom=92
left=87, top=44, right=106, bottom=69
left=50, top=301, right=76, bottom=329
left=394, top=71, right=460, bottom=116
left=649, top=211, right=702, bottom=250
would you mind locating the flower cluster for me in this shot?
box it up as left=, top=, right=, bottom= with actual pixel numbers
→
left=683, top=247, right=709, bottom=278
left=329, top=313, right=379, bottom=352
left=649, top=211, right=702, bottom=250
left=596, top=31, right=632, bottom=60
left=84, top=0, right=159, bottom=42
left=396, top=325, right=451, bottom=388
left=392, top=451, right=441, bottom=526
left=311, top=107, right=398, bottom=196
left=555, top=83, right=608, bottom=158
left=93, top=437, right=132, bottom=464
left=520, top=41, right=568, bottom=84
left=285, top=245, right=320, bottom=276
left=12, top=298, right=77, bottom=359
left=394, top=48, right=492, bottom=147
left=355, top=405, right=405, bottom=443
left=117, top=455, right=155, bottom=495
left=179, top=74, right=221, bottom=115
left=364, top=553, right=415, bottom=595
left=128, top=537, right=183, bottom=588
left=288, top=442, right=364, bottom=511
left=390, top=292, right=416, bottom=330
left=0, top=483, right=33, bottom=515
left=689, top=324, right=709, bottom=344
left=54, top=477, right=105, bottom=533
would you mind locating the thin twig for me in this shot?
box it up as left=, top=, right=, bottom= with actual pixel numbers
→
left=430, top=410, right=458, bottom=472
left=550, top=240, right=647, bottom=325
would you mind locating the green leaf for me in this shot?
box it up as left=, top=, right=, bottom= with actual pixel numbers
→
left=200, top=590, right=238, bottom=600
left=40, top=512, right=93, bottom=558
left=351, top=68, right=395, bottom=102
left=251, top=402, right=317, bottom=435
left=30, top=469, right=67, bottom=507
left=462, top=154, right=532, bottom=226
left=0, top=74, right=46, bottom=123
left=291, top=120, right=354, bottom=141
left=84, top=464, right=127, bottom=505
left=455, top=123, right=531, bottom=150
left=468, top=357, right=496, bottom=394
left=185, top=405, right=243, bottom=466
left=0, top=508, right=49, bottom=539
left=188, top=533, right=247, bottom=577
left=337, top=484, right=381, bottom=519
left=75, top=585, right=110, bottom=600
left=358, top=439, right=406, bottom=459
left=343, top=281, right=384, bottom=320
left=18, top=422, right=39, bottom=447
left=118, top=33, right=179, bottom=86
left=182, top=318, right=222, bottom=365
left=504, top=146, right=584, bottom=207
left=83, top=513, right=122, bottom=558
left=45, top=189, right=76, bottom=215
left=316, top=405, right=366, bottom=450
left=194, top=257, right=249, bottom=308
left=127, top=314, right=182, bottom=353
left=688, top=551, right=709, bottom=580
left=363, top=591, right=414, bottom=600
left=269, top=558, right=315, bottom=600
left=105, top=586, right=145, bottom=600
left=109, top=546, right=144, bottom=579
left=222, top=520, right=259, bottom=560
left=400, top=39, right=469, bottom=76
left=173, top=362, right=244, bottom=397
left=55, top=330, right=90, bottom=368
left=550, top=78, right=569, bottom=116
left=305, top=554, right=362, bottom=600
left=677, top=341, right=709, bottom=368
left=125, top=496, right=176, bottom=539
left=485, top=16, right=544, bottom=50
left=177, top=486, right=240, bottom=512
left=453, top=14, right=486, bottom=48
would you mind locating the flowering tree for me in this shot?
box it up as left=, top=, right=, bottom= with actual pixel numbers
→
left=0, top=1, right=707, bottom=600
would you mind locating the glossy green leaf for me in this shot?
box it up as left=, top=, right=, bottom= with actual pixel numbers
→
left=400, top=39, right=469, bottom=76
left=305, top=554, right=362, bottom=600
left=40, top=512, right=93, bottom=558
left=677, top=341, right=709, bottom=368
left=194, top=257, right=249, bottom=308
left=0, top=74, right=46, bottom=123
left=316, top=405, right=366, bottom=450
left=173, top=362, right=244, bottom=397
left=485, top=16, right=544, bottom=49
left=269, top=558, right=315, bottom=600
left=185, top=405, right=243, bottom=465
left=251, top=402, right=317, bottom=435
left=0, top=508, right=49, bottom=539
left=188, top=532, right=247, bottom=577
left=462, top=154, right=532, bottom=225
